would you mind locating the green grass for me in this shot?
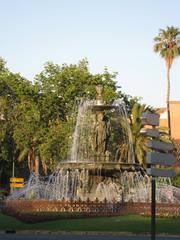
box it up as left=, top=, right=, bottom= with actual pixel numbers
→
left=0, top=213, right=180, bottom=234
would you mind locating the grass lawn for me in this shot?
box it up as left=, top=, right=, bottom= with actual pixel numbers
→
left=0, top=213, right=180, bottom=234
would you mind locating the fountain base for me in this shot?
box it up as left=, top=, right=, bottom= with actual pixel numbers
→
left=59, top=162, right=143, bottom=176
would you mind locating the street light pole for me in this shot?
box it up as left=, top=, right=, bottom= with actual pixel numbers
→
left=12, top=158, right=15, bottom=178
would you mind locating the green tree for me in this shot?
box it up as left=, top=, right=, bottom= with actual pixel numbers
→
left=130, top=102, right=155, bottom=166
left=130, top=103, right=147, bottom=165
left=39, top=119, right=72, bottom=172
left=0, top=57, right=8, bottom=73
left=13, top=99, right=42, bottom=174
left=0, top=58, right=37, bottom=182
left=154, top=26, right=180, bottom=136
left=0, top=59, right=16, bottom=184
left=35, top=59, right=119, bottom=121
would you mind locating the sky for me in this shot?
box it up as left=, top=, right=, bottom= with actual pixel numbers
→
left=0, top=0, right=180, bottom=107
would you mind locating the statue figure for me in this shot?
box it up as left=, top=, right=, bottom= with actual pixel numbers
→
left=90, top=85, right=111, bottom=161
left=96, top=85, right=104, bottom=105
left=92, top=111, right=110, bottom=160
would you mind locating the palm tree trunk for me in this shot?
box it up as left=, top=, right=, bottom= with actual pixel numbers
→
left=166, top=65, right=171, bottom=137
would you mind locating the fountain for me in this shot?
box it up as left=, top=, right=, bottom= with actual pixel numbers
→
left=8, top=86, right=180, bottom=205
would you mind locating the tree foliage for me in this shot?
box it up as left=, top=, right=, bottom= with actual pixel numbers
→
left=129, top=102, right=154, bottom=166
left=0, top=57, right=155, bottom=186
left=154, top=26, right=180, bottom=68
left=0, top=58, right=126, bottom=183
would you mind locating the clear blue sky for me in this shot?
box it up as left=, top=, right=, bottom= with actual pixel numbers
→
left=1, top=0, right=180, bottom=107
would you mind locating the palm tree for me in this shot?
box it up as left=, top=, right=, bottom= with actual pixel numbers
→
left=154, top=26, right=180, bottom=136
left=130, top=103, right=147, bottom=165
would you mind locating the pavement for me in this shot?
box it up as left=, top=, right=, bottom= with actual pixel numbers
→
left=0, top=232, right=180, bottom=240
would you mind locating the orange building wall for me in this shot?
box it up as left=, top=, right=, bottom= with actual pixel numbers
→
left=158, top=101, right=180, bottom=140
left=159, top=119, right=168, bottom=128
left=158, top=102, right=180, bottom=162
left=170, top=101, right=180, bottom=140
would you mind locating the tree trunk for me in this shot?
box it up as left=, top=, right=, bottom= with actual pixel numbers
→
left=42, top=161, right=48, bottom=175
left=34, top=155, right=39, bottom=175
left=166, top=65, right=171, bottom=137
left=28, top=149, right=35, bottom=173
left=28, top=147, right=39, bottom=174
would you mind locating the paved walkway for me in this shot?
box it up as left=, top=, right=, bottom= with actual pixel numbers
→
left=0, top=233, right=179, bottom=240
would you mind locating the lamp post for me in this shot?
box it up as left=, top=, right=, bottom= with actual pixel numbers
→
left=12, top=157, right=15, bottom=178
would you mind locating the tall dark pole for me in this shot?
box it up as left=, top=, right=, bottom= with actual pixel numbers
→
left=12, top=159, right=15, bottom=178
left=151, top=176, right=156, bottom=240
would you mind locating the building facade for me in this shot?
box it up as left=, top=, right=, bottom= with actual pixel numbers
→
left=157, top=101, right=180, bottom=163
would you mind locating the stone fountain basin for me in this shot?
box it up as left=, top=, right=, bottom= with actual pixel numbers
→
left=58, top=161, right=142, bottom=177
